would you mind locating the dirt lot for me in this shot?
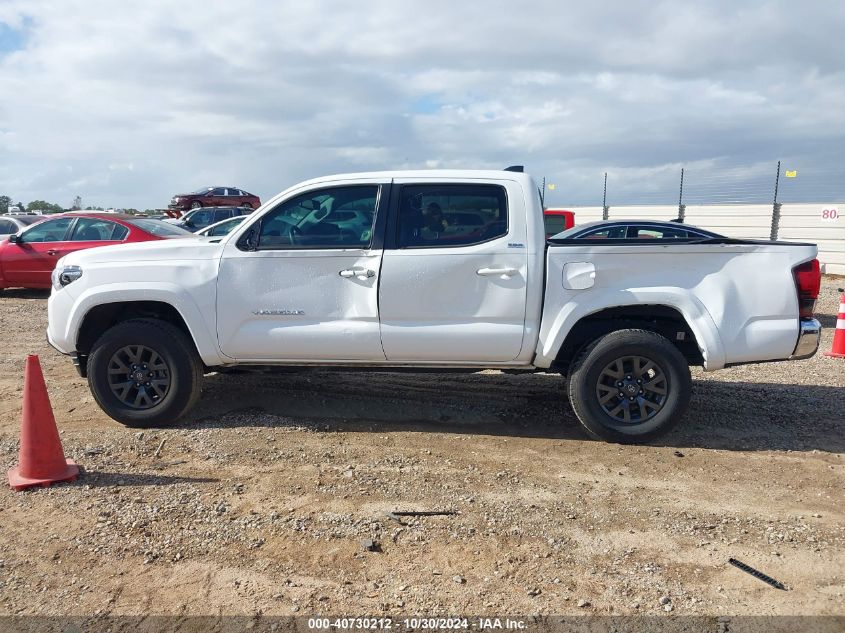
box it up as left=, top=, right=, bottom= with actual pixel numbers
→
left=0, top=279, right=843, bottom=622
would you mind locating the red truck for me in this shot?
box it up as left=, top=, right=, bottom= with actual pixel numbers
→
left=543, top=208, right=575, bottom=238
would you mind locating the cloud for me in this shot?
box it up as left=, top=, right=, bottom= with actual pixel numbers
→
left=0, top=0, right=843, bottom=208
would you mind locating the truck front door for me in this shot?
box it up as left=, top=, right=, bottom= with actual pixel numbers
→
left=378, top=180, right=529, bottom=362
left=216, top=181, right=389, bottom=361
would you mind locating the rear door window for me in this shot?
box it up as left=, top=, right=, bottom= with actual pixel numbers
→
left=69, top=218, right=128, bottom=241
left=396, top=184, right=508, bottom=248
left=189, top=209, right=215, bottom=227
left=214, top=208, right=233, bottom=222
left=628, top=225, right=688, bottom=239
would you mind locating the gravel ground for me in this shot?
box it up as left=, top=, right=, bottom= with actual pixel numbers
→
left=0, top=279, right=842, bottom=620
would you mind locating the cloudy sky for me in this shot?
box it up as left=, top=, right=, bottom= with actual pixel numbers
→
left=1, top=0, right=843, bottom=209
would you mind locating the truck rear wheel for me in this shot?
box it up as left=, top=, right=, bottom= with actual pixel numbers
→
left=568, top=329, right=691, bottom=443
left=87, top=319, right=203, bottom=427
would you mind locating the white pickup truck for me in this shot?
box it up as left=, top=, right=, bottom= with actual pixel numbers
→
left=47, top=169, right=822, bottom=443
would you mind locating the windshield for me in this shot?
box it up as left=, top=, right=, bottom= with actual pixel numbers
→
left=15, top=216, right=44, bottom=226
left=190, top=187, right=213, bottom=195
left=180, top=208, right=200, bottom=222
left=128, top=218, right=194, bottom=237
left=201, top=216, right=245, bottom=236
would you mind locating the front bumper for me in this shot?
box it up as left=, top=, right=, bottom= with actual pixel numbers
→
left=790, top=318, right=821, bottom=360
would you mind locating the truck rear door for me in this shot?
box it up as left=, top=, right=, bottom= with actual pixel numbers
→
left=378, top=179, right=529, bottom=362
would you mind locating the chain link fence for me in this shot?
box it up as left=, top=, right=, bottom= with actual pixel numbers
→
left=558, top=162, right=845, bottom=275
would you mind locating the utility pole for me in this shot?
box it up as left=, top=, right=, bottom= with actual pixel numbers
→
left=677, top=168, right=686, bottom=222
left=770, top=160, right=781, bottom=241
left=602, top=172, right=609, bottom=220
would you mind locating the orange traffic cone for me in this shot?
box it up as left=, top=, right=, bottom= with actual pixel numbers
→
left=7, top=355, right=79, bottom=491
left=825, top=290, right=845, bottom=358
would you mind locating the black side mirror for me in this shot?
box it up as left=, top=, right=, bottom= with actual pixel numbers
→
left=244, top=227, right=258, bottom=251
left=8, top=233, right=20, bottom=244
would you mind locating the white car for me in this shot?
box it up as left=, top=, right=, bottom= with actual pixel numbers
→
left=0, top=214, right=45, bottom=235
left=195, top=215, right=246, bottom=238
left=46, top=169, right=822, bottom=443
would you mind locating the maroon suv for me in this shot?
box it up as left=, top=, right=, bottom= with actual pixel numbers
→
left=169, top=187, right=261, bottom=211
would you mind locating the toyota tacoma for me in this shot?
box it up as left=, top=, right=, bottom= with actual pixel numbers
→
left=47, top=169, right=822, bottom=443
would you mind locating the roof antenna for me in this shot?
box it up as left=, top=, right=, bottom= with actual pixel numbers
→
left=504, top=165, right=524, bottom=172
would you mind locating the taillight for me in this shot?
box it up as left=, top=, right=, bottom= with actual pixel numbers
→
left=792, top=258, right=821, bottom=318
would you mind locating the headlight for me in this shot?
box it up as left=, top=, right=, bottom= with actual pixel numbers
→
left=51, top=265, right=83, bottom=290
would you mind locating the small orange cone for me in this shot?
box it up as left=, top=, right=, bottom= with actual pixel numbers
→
left=825, top=290, right=845, bottom=359
left=7, top=355, right=79, bottom=491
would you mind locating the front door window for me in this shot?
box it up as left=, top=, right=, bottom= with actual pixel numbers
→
left=20, top=218, right=74, bottom=242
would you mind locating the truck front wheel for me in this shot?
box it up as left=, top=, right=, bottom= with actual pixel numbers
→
left=87, top=319, right=203, bottom=427
left=568, top=329, right=691, bottom=443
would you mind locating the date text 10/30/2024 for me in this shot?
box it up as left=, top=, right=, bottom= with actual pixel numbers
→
left=307, top=618, right=527, bottom=630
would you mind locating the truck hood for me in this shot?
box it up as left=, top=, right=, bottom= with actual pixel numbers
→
left=61, top=236, right=222, bottom=266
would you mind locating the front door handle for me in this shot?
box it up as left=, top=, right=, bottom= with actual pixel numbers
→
left=477, top=267, right=518, bottom=277
left=46, top=249, right=59, bottom=256
left=339, top=268, right=375, bottom=279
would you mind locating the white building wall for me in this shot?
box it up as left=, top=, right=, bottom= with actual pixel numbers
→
left=778, top=203, right=845, bottom=275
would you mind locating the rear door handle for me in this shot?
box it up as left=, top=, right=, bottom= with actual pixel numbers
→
left=477, top=267, right=518, bottom=277
left=339, top=268, right=375, bottom=279
left=46, top=249, right=59, bottom=256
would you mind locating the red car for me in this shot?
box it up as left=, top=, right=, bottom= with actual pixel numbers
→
left=0, top=213, right=192, bottom=290
left=543, top=208, right=576, bottom=238
left=169, top=187, right=261, bottom=211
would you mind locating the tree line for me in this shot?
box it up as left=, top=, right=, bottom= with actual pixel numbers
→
left=0, top=195, right=150, bottom=215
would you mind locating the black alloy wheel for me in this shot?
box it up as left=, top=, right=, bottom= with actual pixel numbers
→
left=107, top=344, right=171, bottom=409
left=568, top=329, right=692, bottom=443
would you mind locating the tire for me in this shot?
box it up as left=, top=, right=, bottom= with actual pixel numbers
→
left=567, top=329, right=691, bottom=444
left=190, top=201, right=202, bottom=209
left=87, top=319, right=203, bottom=427
left=241, top=202, right=252, bottom=209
